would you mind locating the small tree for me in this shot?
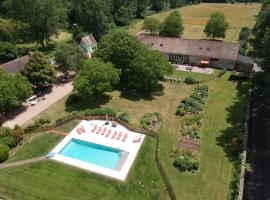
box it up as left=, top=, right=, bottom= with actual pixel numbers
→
left=0, top=70, right=32, bottom=112
left=24, top=52, right=56, bottom=87
left=160, top=10, right=184, bottom=38
left=204, top=12, right=229, bottom=40
left=0, top=143, right=9, bottom=163
left=55, top=43, right=86, bottom=77
left=143, top=17, right=160, bottom=34
left=72, top=24, right=85, bottom=44
left=74, top=58, right=119, bottom=99
left=0, top=42, right=18, bottom=63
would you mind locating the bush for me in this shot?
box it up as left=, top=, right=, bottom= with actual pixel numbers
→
left=140, top=112, right=162, bottom=130
left=182, top=126, right=200, bottom=139
left=10, top=125, right=24, bottom=143
left=84, top=108, right=117, bottom=117
left=0, top=136, right=17, bottom=148
left=173, top=151, right=199, bottom=172
left=38, top=118, right=50, bottom=125
left=185, top=116, right=202, bottom=126
left=194, top=85, right=209, bottom=98
left=0, top=127, right=11, bottom=137
left=118, top=112, right=131, bottom=123
left=0, top=143, right=9, bottom=163
left=184, top=76, right=198, bottom=84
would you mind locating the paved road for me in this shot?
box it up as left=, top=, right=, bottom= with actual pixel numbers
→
left=248, top=85, right=270, bottom=200
left=3, top=82, right=73, bottom=128
left=0, top=157, right=46, bottom=170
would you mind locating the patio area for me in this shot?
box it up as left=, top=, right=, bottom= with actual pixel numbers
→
left=174, top=64, right=214, bottom=75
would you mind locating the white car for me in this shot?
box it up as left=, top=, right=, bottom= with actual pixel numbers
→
left=29, top=100, right=38, bottom=106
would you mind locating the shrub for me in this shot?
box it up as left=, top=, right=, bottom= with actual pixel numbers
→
left=118, top=112, right=131, bottom=123
left=194, top=85, right=209, bottom=98
left=10, top=125, right=24, bottom=143
left=38, top=118, right=50, bottom=125
left=0, top=143, right=9, bottom=163
left=0, top=136, right=17, bottom=148
left=0, top=127, right=11, bottom=137
left=185, top=116, right=202, bottom=126
left=173, top=151, right=199, bottom=172
left=140, top=112, right=162, bottom=130
left=182, top=126, right=200, bottom=139
left=184, top=76, right=198, bottom=84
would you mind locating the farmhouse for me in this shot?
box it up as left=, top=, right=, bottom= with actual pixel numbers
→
left=0, top=55, right=30, bottom=74
left=137, top=35, right=254, bottom=72
left=79, top=34, right=97, bottom=57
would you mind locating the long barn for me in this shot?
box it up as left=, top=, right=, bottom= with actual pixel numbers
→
left=137, top=35, right=254, bottom=73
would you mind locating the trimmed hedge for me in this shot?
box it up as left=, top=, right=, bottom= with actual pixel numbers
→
left=0, top=143, right=9, bottom=163
left=118, top=112, right=131, bottom=123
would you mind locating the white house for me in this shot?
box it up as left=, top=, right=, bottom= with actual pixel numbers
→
left=79, top=34, right=97, bottom=57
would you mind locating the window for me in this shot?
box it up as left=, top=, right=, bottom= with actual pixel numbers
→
left=207, top=48, right=211, bottom=51
left=199, top=47, right=203, bottom=50
left=160, top=43, right=164, bottom=47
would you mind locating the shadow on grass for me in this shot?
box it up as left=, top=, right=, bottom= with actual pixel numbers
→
left=216, top=79, right=249, bottom=162
left=64, top=93, right=111, bottom=112
left=119, top=84, right=164, bottom=102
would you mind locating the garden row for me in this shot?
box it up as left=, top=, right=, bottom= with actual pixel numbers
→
left=172, top=85, right=209, bottom=173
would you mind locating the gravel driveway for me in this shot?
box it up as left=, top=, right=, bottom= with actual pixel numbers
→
left=3, top=82, right=73, bottom=128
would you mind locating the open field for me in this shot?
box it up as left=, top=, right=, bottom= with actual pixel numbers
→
left=0, top=70, right=248, bottom=199
left=127, top=3, right=261, bottom=42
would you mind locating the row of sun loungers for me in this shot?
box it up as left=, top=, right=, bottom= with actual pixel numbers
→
left=76, top=125, right=141, bottom=143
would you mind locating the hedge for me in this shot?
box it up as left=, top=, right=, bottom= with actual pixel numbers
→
left=0, top=143, right=9, bottom=163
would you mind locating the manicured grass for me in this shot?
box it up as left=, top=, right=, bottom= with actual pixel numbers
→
left=2, top=71, right=245, bottom=199
left=0, top=137, right=169, bottom=200
left=7, top=133, right=63, bottom=163
left=127, top=3, right=261, bottom=42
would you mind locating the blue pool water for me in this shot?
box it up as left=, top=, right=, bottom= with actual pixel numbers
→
left=59, top=138, right=122, bottom=170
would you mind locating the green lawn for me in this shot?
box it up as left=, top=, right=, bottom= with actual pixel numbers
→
left=127, top=3, right=260, bottom=42
left=0, top=137, right=169, bottom=200
left=0, top=71, right=246, bottom=199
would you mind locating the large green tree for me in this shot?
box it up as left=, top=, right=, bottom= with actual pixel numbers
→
left=127, top=49, right=173, bottom=93
left=5, top=0, right=67, bottom=46
left=0, top=70, right=32, bottom=112
left=70, top=0, right=111, bottom=40
left=24, top=52, right=56, bottom=87
left=143, top=17, right=160, bottom=34
left=74, top=58, right=119, bottom=99
left=204, top=12, right=229, bottom=40
left=94, top=30, right=173, bottom=93
left=159, top=10, right=184, bottom=38
left=55, top=43, right=86, bottom=77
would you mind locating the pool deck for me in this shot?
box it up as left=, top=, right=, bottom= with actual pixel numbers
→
left=50, top=120, right=145, bottom=181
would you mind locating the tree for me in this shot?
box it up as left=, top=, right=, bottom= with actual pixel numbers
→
left=0, top=70, right=32, bottom=112
left=74, top=58, right=119, bottom=99
left=115, top=6, right=131, bottom=26
left=70, top=0, right=111, bottom=40
left=5, top=0, right=67, bottom=46
left=239, top=26, right=251, bottom=41
left=204, top=12, right=229, bottom=40
left=55, top=43, right=86, bottom=77
left=253, top=0, right=270, bottom=51
left=143, top=17, right=160, bottom=34
left=126, top=49, right=173, bottom=93
left=136, top=0, right=147, bottom=18
left=24, top=52, right=56, bottom=87
left=0, top=143, right=9, bottom=163
left=151, top=0, right=164, bottom=11
left=72, top=24, right=85, bottom=43
left=159, top=10, right=184, bottom=38
left=0, top=42, right=18, bottom=63
left=93, top=30, right=144, bottom=79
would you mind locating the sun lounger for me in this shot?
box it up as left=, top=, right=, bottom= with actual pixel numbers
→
left=101, top=128, right=107, bottom=135
left=117, top=132, right=122, bottom=140
left=105, top=130, right=112, bottom=137
left=76, top=128, right=82, bottom=134
left=111, top=131, right=117, bottom=139
left=132, top=136, right=142, bottom=143
left=80, top=126, right=86, bottom=133
left=122, top=133, right=128, bottom=142
left=96, top=127, right=102, bottom=134
left=91, top=125, right=97, bottom=133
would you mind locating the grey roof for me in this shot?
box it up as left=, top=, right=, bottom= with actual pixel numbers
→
left=237, top=54, right=254, bottom=66
left=81, top=34, right=97, bottom=46
left=0, top=55, right=30, bottom=74
left=137, top=35, right=240, bottom=61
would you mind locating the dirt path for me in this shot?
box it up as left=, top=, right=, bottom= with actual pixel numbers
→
left=3, top=82, right=73, bottom=128
left=0, top=157, right=46, bottom=170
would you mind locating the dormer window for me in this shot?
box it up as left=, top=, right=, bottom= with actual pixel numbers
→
left=160, top=43, right=164, bottom=47
left=199, top=47, right=203, bottom=50
left=207, top=48, right=211, bottom=51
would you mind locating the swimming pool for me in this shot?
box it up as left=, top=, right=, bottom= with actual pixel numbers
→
left=59, top=138, right=122, bottom=170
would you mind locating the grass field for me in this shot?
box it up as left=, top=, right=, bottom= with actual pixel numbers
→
left=127, top=3, right=261, bottom=42
left=0, top=70, right=248, bottom=199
